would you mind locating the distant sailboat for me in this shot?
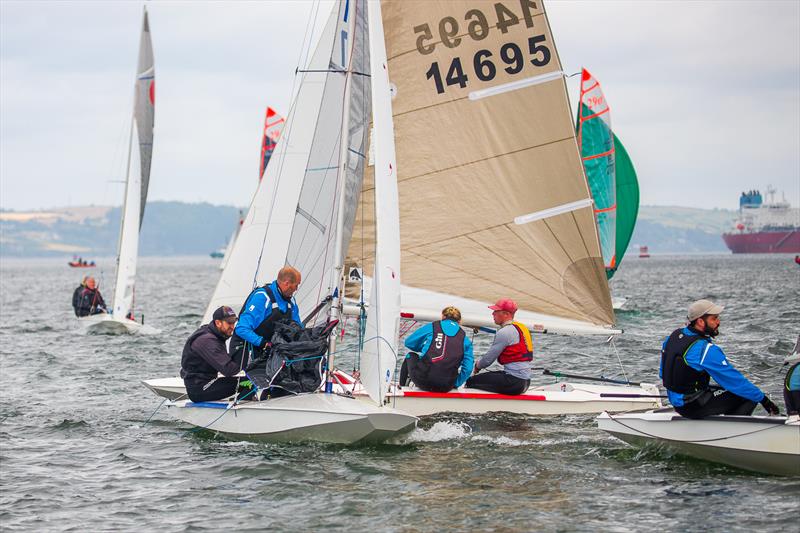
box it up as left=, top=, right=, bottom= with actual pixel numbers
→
left=259, top=106, right=286, bottom=181
left=81, top=8, right=155, bottom=335
left=576, top=68, right=639, bottom=279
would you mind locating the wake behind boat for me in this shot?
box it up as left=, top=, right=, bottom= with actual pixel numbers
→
left=597, top=410, right=800, bottom=476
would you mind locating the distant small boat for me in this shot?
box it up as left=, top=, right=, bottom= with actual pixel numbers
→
left=639, top=245, right=650, bottom=258
left=68, top=260, right=95, bottom=268
left=209, top=249, right=224, bottom=259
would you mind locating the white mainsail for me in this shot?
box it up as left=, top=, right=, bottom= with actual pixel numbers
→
left=134, top=9, right=155, bottom=228
left=112, top=8, right=154, bottom=322
left=203, top=0, right=370, bottom=323
left=347, top=0, right=615, bottom=333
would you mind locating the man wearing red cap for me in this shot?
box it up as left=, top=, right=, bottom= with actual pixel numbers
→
left=466, top=299, right=533, bottom=395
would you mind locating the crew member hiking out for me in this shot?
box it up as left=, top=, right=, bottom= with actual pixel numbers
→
left=660, top=298, right=780, bottom=419
left=230, top=266, right=303, bottom=368
left=399, top=306, right=474, bottom=393
left=466, top=299, right=532, bottom=396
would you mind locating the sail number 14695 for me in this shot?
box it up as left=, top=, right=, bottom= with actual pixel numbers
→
left=413, top=1, right=552, bottom=95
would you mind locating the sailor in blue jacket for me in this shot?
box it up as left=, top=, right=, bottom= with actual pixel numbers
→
left=660, top=299, right=780, bottom=419
left=399, top=306, right=474, bottom=392
left=229, top=267, right=303, bottom=367
left=783, top=335, right=800, bottom=416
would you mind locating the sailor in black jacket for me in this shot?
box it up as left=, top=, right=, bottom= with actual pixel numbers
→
left=180, top=306, right=254, bottom=402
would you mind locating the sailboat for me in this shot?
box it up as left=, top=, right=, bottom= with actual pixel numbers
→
left=145, top=0, right=661, bottom=416
left=339, top=0, right=659, bottom=414
left=81, top=8, right=155, bottom=336
left=598, top=337, right=800, bottom=476
left=159, top=0, right=416, bottom=444
left=576, top=68, right=639, bottom=309
left=597, top=410, right=800, bottom=476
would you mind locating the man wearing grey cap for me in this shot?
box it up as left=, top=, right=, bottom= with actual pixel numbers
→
left=180, top=305, right=255, bottom=402
left=660, top=299, right=780, bottom=419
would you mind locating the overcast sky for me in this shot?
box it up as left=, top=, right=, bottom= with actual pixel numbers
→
left=1, top=0, right=798, bottom=211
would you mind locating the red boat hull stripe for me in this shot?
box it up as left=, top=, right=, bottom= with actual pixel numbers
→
left=402, top=391, right=547, bottom=401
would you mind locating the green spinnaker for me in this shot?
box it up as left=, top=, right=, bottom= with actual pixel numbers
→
left=611, top=133, right=639, bottom=278
left=576, top=69, right=639, bottom=279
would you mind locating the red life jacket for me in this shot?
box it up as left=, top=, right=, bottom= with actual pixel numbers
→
left=497, top=322, right=534, bottom=365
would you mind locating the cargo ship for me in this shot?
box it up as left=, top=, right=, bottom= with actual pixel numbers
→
left=722, top=188, right=800, bottom=254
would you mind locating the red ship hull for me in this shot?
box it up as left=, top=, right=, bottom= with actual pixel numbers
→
left=722, top=230, right=800, bottom=253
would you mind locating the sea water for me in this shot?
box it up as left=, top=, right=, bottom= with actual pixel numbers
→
left=1, top=254, right=798, bottom=531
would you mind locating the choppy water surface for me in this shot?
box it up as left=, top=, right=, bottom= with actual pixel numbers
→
left=1, top=254, right=798, bottom=531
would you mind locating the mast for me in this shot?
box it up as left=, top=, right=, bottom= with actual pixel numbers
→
left=360, top=0, right=401, bottom=406
left=325, top=8, right=357, bottom=393
left=322, top=1, right=359, bottom=392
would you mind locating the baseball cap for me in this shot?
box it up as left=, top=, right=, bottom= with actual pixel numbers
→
left=488, top=299, right=518, bottom=313
left=213, top=305, right=238, bottom=323
left=687, top=299, right=724, bottom=321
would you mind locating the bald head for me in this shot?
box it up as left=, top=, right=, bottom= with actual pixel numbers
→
left=277, top=266, right=301, bottom=284
left=276, top=266, right=301, bottom=297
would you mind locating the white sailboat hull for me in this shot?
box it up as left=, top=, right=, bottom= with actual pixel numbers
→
left=597, top=410, right=800, bottom=476
left=80, top=313, right=142, bottom=335
left=144, top=375, right=661, bottom=416
left=164, top=393, right=417, bottom=445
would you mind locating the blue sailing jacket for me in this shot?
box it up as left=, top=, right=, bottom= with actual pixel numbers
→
left=404, top=319, right=474, bottom=388
left=234, top=281, right=302, bottom=347
left=659, top=327, right=765, bottom=407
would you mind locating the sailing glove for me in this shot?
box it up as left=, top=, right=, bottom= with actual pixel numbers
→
left=760, top=396, right=780, bottom=416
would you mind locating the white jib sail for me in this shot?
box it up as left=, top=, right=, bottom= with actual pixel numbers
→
left=112, top=120, right=142, bottom=321
left=202, top=2, right=349, bottom=322
left=359, top=0, right=402, bottom=406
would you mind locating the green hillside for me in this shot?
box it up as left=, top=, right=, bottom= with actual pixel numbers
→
left=0, top=202, right=737, bottom=257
